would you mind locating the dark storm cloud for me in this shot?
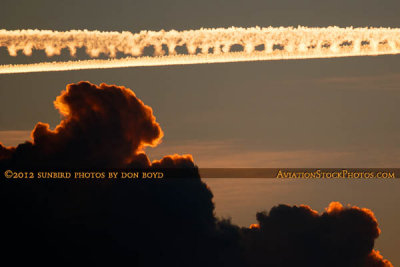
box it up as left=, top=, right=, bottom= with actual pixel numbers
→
left=242, top=202, right=392, bottom=267
left=0, top=81, right=216, bottom=266
left=0, top=143, right=14, bottom=160
left=0, top=82, right=392, bottom=267
left=0, top=81, right=177, bottom=168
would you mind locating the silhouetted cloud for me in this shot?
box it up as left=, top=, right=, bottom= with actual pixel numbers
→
left=241, top=202, right=392, bottom=267
left=0, top=81, right=192, bottom=168
left=0, top=82, right=393, bottom=267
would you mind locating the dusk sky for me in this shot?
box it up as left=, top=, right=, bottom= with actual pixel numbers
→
left=0, top=0, right=399, bottom=266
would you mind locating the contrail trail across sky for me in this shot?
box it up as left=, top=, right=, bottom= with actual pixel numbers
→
left=0, top=26, right=400, bottom=74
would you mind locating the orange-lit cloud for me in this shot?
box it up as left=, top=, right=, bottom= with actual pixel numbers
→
left=0, top=82, right=393, bottom=267
left=244, top=201, right=392, bottom=267
left=249, top=223, right=260, bottom=229
left=367, top=250, right=394, bottom=267
left=0, top=81, right=201, bottom=169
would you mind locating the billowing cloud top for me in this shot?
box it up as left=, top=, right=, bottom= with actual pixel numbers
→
left=0, top=81, right=200, bottom=169
left=243, top=202, right=391, bottom=267
left=0, top=81, right=393, bottom=267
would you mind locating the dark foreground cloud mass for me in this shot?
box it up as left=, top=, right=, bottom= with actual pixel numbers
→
left=243, top=202, right=393, bottom=267
left=0, top=82, right=393, bottom=267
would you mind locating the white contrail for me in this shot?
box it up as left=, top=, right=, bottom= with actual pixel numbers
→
left=0, top=26, right=399, bottom=74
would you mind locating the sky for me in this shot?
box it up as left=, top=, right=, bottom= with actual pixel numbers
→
left=0, top=0, right=399, bottom=265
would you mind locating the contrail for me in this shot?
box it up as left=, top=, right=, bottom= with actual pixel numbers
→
left=0, top=26, right=399, bottom=74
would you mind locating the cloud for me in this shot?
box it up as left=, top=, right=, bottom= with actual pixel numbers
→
left=0, top=82, right=393, bottom=267
left=366, top=250, right=394, bottom=267
left=0, top=81, right=180, bottom=168
left=0, top=82, right=216, bottom=266
left=242, top=202, right=392, bottom=267
left=1, top=27, right=400, bottom=74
